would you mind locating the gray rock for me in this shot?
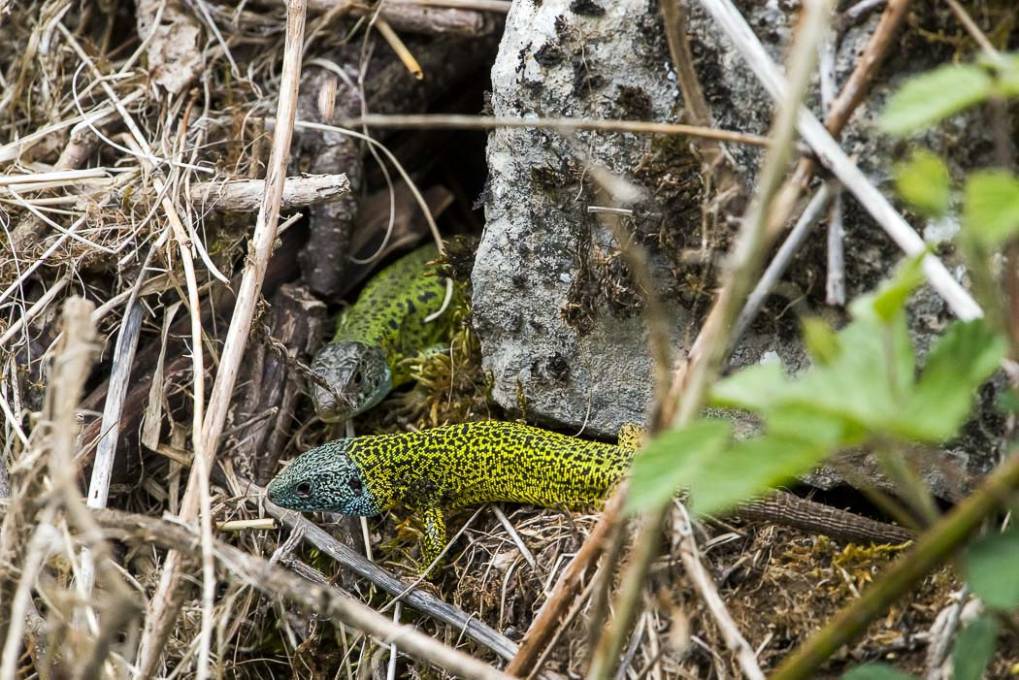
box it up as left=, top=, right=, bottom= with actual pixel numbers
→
left=474, top=0, right=686, bottom=436
left=473, top=0, right=1007, bottom=494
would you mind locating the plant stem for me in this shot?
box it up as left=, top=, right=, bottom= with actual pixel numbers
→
left=771, top=448, right=1019, bottom=680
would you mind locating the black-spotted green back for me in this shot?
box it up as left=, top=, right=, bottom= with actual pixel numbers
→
left=349, top=421, right=632, bottom=512
left=332, top=243, right=453, bottom=384
left=309, top=243, right=459, bottom=421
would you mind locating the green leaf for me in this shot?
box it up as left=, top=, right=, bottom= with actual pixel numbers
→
left=965, top=527, right=1019, bottom=610
left=688, top=433, right=830, bottom=516
left=952, top=616, right=999, bottom=680
left=793, top=314, right=915, bottom=430
left=766, top=405, right=852, bottom=448
left=802, top=316, right=841, bottom=365
left=963, top=170, right=1019, bottom=247
left=842, top=662, right=916, bottom=680
left=895, top=319, right=1005, bottom=442
left=894, top=150, right=951, bottom=218
left=880, top=64, right=993, bottom=135
left=710, top=360, right=790, bottom=412
left=625, top=420, right=732, bottom=515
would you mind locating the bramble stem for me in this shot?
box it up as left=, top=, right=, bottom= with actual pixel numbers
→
left=771, top=449, right=1019, bottom=680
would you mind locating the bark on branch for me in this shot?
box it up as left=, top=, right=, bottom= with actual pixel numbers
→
left=190, top=174, right=350, bottom=212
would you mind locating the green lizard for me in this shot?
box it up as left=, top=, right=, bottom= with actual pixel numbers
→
left=309, top=243, right=456, bottom=422
left=266, top=421, right=642, bottom=568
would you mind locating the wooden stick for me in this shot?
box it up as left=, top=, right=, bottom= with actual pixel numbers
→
left=79, top=300, right=145, bottom=595
left=302, top=0, right=492, bottom=35
left=341, top=113, right=772, bottom=147
left=374, top=18, right=424, bottom=80
left=189, top=173, right=350, bottom=212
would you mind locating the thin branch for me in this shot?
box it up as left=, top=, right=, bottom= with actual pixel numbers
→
left=819, top=22, right=846, bottom=307
left=373, top=18, right=424, bottom=80
left=732, top=182, right=836, bottom=343
left=826, top=192, right=846, bottom=305
left=79, top=298, right=145, bottom=596
left=825, top=0, right=910, bottom=137
left=338, top=113, right=773, bottom=147
left=381, top=0, right=510, bottom=11
left=944, top=0, right=999, bottom=58
left=660, top=0, right=721, bottom=144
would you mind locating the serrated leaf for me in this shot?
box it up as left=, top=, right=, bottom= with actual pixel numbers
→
left=715, top=313, right=914, bottom=446
left=952, top=616, right=999, bottom=680
left=802, top=316, right=841, bottom=365
left=894, top=150, right=951, bottom=218
left=965, top=528, right=1019, bottom=610
left=842, top=662, right=916, bottom=680
left=688, top=434, right=830, bottom=516
left=880, top=64, right=993, bottom=135
left=625, top=420, right=732, bottom=515
left=792, top=314, right=915, bottom=430
left=895, top=320, right=1004, bottom=441
left=964, top=170, right=1019, bottom=247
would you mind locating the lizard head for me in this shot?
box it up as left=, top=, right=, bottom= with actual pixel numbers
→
left=266, top=439, right=381, bottom=515
left=309, top=341, right=392, bottom=422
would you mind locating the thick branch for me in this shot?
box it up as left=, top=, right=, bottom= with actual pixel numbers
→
left=190, top=174, right=350, bottom=212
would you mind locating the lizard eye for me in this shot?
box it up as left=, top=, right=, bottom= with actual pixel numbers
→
left=348, top=477, right=363, bottom=496
left=351, top=369, right=363, bottom=386
left=295, top=481, right=312, bottom=498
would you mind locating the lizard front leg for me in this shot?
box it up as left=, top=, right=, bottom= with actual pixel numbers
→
left=419, top=505, right=447, bottom=575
